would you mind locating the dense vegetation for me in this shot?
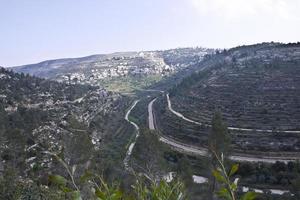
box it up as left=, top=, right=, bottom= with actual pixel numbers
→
left=0, top=67, right=133, bottom=199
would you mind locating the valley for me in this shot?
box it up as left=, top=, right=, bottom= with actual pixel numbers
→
left=126, top=88, right=299, bottom=199
left=3, top=0, right=300, bottom=198
left=123, top=43, right=300, bottom=199
left=1, top=42, right=300, bottom=199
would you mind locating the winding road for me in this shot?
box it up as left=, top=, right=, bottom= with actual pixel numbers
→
left=122, top=92, right=295, bottom=196
left=148, top=97, right=209, bottom=156
left=149, top=95, right=300, bottom=163
left=122, top=95, right=294, bottom=195
left=167, top=93, right=300, bottom=134
left=123, top=100, right=140, bottom=171
left=123, top=89, right=300, bottom=168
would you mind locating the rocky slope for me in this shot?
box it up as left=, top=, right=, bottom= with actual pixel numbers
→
left=12, top=48, right=213, bottom=92
left=0, top=67, right=129, bottom=179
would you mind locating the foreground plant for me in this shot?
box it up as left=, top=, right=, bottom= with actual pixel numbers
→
left=47, top=151, right=125, bottom=200
left=132, top=173, right=186, bottom=200
left=212, top=151, right=256, bottom=200
left=47, top=151, right=186, bottom=200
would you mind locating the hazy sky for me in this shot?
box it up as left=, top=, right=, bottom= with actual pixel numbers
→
left=1, top=0, right=300, bottom=66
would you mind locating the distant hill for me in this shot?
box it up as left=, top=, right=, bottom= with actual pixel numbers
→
left=12, top=48, right=214, bottom=92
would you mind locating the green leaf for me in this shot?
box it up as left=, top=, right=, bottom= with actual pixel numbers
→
left=241, top=191, right=257, bottom=200
left=80, top=170, right=93, bottom=183
left=70, top=191, right=81, bottom=200
left=49, top=175, right=67, bottom=186
left=95, top=188, right=106, bottom=199
left=213, top=170, right=227, bottom=183
left=217, top=187, right=232, bottom=200
left=61, top=186, right=73, bottom=193
left=230, top=182, right=237, bottom=191
left=229, top=164, right=239, bottom=177
left=111, top=190, right=123, bottom=199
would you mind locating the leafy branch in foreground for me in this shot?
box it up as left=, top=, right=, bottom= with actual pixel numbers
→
left=81, top=171, right=124, bottom=200
left=47, top=151, right=186, bottom=200
left=47, top=151, right=125, bottom=200
left=212, top=151, right=256, bottom=200
left=132, top=172, right=186, bottom=200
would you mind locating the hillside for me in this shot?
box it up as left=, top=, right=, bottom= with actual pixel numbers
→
left=12, top=48, right=214, bottom=92
left=0, top=67, right=131, bottom=182
left=2, top=43, right=300, bottom=199
left=157, top=43, right=300, bottom=154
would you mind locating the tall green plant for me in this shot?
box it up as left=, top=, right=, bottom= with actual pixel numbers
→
left=212, top=151, right=256, bottom=200
left=47, top=151, right=186, bottom=200
left=132, top=173, right=186, bottom=200
left=208, top=112, right=231, bottom=197
left=209, top=112, right=231, bottom=158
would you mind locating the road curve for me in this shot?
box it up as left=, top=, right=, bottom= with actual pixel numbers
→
left=124, top=100, right=140, bottom=171
left=167, top=93, right=300, bottom=134
left=148, top=98, right=209, bottom=156
left=166, top=93, right=204, bottom=126
left=149, top=97, right=299, bottom=163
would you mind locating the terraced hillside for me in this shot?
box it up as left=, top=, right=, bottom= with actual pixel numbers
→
left=164, top=43, right=300, bottom=153
left=12, top=48, right=213, bottom=92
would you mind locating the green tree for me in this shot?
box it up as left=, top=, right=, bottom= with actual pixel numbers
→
left=209, top=112, right=231, bottom=158
left=208, top=112, right=231, bottom=198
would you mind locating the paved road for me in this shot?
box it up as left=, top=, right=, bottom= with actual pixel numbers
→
left=159, top=137, right=209, bottom=157
left=148, top=98, right=157, bottom=130
left=166, top=93, right=204, bottom=126
left=149, top=96, right=299, bottom=163
left=148, top=97, right=209, bottom=156
left=167, top=93, right=300, bottom=134
left=124, top=100, right=140, bottom=171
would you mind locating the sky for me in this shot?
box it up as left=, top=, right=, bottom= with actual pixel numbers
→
left=0, top=0, right=300, bottom=67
